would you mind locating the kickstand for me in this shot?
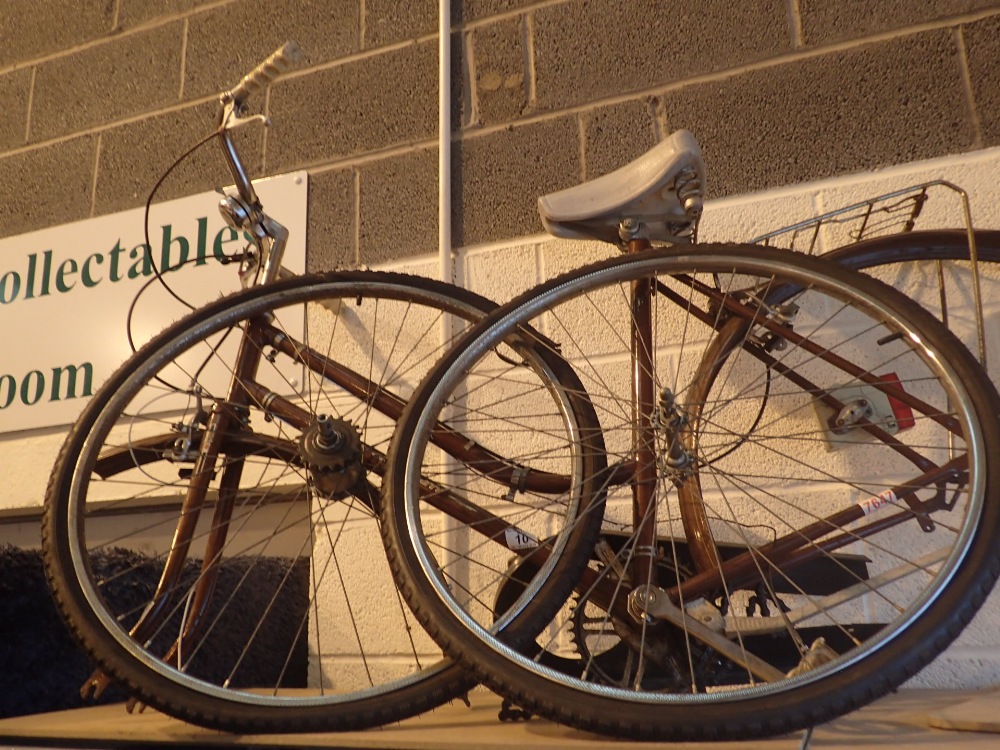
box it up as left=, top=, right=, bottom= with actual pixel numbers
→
left=799, top=726, right=815, bottom=750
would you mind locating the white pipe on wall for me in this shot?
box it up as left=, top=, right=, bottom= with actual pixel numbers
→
left=438, top=0, right=453, bottom=285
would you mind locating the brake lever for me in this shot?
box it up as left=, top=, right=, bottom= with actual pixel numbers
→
left=219, top=99, right=270, bottom=133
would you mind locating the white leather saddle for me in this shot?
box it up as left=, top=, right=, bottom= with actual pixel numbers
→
left=537, top=129, right=705, bottom=244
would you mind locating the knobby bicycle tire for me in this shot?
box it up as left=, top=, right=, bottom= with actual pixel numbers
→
left=826, top=228, right=1000, bottom=270
left=825, top=228, right=1000, bottom=366
left=381, top=244, right=1000, bottom=741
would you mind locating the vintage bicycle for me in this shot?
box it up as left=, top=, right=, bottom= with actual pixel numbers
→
left=379, top=135, right=1000, bottom=738
left=41, top=43, right=1000, bottom=739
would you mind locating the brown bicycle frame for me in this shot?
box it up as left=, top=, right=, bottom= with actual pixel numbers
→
left=115, top=246, right=969, bottom=670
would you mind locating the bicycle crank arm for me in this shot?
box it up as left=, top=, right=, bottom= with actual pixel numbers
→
left=627, top=584, right=785, bottom=682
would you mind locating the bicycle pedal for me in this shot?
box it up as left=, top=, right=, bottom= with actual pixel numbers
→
left=125, top=695, right=148, bottom=714
left=498, top=697, right=533, bottom=722
left=80, top=667, right=113, bottom=701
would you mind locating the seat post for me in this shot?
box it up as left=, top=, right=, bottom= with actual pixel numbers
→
left=625, top=231, right=659, bottom=587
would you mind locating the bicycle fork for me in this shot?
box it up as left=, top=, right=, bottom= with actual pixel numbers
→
left=83, top=322, right=266, bottom=702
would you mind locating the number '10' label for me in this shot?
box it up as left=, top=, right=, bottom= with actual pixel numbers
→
left=505, top=528, right=538, bottom=550
left=857, top=489, right=896, bottom=515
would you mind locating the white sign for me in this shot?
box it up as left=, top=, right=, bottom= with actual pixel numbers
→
left=0, top=172, right=308, bottom=434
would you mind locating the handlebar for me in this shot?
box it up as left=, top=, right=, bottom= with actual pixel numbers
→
left=215, top=41, right=303, bottom=210
left=213, top=41, right=302, bottom=287
left=224, top=41, right=304, bottom=105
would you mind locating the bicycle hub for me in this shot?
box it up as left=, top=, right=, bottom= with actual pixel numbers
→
left=299, top=414, right=363, bottom=498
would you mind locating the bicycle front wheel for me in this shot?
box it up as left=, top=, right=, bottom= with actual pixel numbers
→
left=43, top=271, right=500, bottom=732
left=382, top=244, right=1000, bottom=741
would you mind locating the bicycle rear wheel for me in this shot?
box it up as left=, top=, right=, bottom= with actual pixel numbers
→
left=382, top=244, right=1000, bottom=741
left=825, top=229, right=1000, bottom=369
left=43, top=271, right=502, bottom=732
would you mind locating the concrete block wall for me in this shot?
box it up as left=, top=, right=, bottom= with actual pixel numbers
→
left=2, top=1, right=1000, bottom=265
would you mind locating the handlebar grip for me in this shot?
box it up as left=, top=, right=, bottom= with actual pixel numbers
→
left=226, top=41, right=304, bottom=103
